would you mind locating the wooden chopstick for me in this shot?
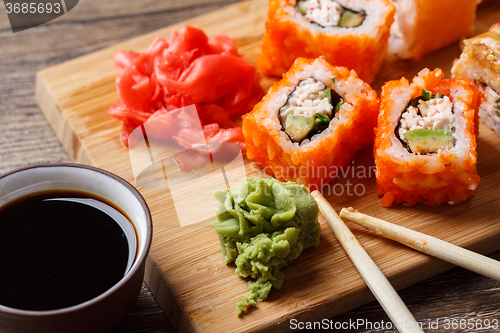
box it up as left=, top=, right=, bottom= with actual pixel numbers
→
left=340, top=207, right=500, bottom=282
left=311, top=191, right=423, bottom=333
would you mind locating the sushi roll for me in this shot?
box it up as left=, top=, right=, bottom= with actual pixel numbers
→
left=389, top=0, right=478, bottom=60
left=258, top=0, right=395, bottom=84
left=243, top=57, right=379, bottom=190
left=375, top=68, right=481, bottom=207
left=451, top=23, right=500, bottom=136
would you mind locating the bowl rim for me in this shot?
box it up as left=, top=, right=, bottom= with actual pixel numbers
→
left=0, top=163, right=153, bottom=317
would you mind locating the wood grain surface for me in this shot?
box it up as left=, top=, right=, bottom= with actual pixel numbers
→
left=2, top=0, right=500, bottom=332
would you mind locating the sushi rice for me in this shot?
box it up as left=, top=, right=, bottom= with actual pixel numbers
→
left=477, top=83, right=500, bottom=136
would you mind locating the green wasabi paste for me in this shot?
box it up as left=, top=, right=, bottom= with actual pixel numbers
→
left=211, top=177, right=321, bottom=315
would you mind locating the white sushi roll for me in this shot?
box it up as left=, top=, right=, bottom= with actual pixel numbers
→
left=389, top=0, right=478, bottom=60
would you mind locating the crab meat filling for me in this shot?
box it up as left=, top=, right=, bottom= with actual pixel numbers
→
left=397, top=94, right=456, bottom=154
left=296, top=0, right=365, bottom=28
left=477, top=82, right=500, bottom=117
left=280, top=78, right=332, bottom=119
left=279, top=78, right=337, bottom=142
left=304, top=0, right=343, bottom=27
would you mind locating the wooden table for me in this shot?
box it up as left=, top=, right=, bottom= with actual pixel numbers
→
left=1, top=0, right=500, bottom=332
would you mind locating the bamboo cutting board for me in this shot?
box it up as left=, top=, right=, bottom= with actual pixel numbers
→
left=35, top=0, right=500, bottom=332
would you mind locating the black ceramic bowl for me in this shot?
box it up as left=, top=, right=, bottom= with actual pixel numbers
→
left=0, top=164, right=153, bottom=333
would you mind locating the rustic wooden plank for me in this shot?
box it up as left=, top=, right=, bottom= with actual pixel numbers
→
left=0, top=1, right=243, bottom=332
left=28, top=0, right=500, bottom=332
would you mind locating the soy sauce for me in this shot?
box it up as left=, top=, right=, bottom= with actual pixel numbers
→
left=0, top=190, right=134, bottom=311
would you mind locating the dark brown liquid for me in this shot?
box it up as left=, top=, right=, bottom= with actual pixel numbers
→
left=0, top=190, right=133, bottom=311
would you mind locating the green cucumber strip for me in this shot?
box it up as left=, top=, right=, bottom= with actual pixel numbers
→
left=421, top=88, right=432, bottom=101
left=323, top=87, right=332, bottom=104
left=315, top=113, right=330, bottom=124
left=334, top=99, right=344, bottom=113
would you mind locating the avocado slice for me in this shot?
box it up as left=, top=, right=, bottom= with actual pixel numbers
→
left=338, top=10, right=365, bottom=28
left=404, top=129, right=453, bottom=154
left=296, top=1, right=308, bottom=15
left=285, top=115, right=315, bottom=142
